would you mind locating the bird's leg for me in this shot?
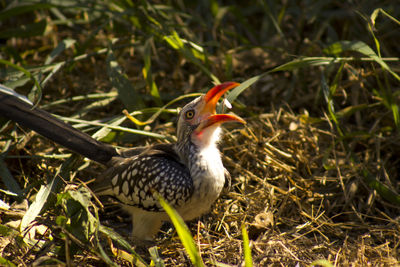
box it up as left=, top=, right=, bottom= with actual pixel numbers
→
left=123, top=206, right=163, bottom=241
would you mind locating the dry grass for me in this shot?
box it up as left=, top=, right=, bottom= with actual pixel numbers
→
left=2, top=70, right=400, bottom=266
left=150, top=107, right=399, bottom=266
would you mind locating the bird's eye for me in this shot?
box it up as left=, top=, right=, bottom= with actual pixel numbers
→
left=185, top=109, right=195, bottom=120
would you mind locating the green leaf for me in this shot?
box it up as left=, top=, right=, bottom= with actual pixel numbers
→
left=20, top=178, right=56, bottom=233
left=158, top=196, right=204, bottom=267
left=45, top=39, right=76, bottom=65
left=0, top=224, right=19, bottom=237
left=67, top=187, right=92, bottom=210
left=226, top=75, right=262, bottom=104
left=99, top=225, right=148, bottom=266
left=0, top=157, right=22, bottom=196
left=0, top=3, right=53, bottom=21
left=143, top=38, right=162, bottom=106
left=92, top=115, right=127, bottom=141
left=163, top=31, right=220, bottom=84
left=224, top=53, right=233, bottom=80
left=97, top=241, right=119, bottom=267
left=0, top=59, right=43, bottom=105
left=362, top=169, right=400, bottom=205
left=323, top=40, right=400, bottom=81
left=148, top=246, right=165, bottom=267
left=227, top=51, right=399, bottom=105
left=20, top=156, right=77, bottom=233
left=391, top=103, right=400, bottom=128
left=56, top=187, right=96, bottom=242
left=370, top=8, right=400, bottom=27
left=55, top=215, right=67, bottom=226
left=37, top=39, right=75, bottom=90
left=242, top=224, right=253, bottom=267
left=335, top=104, right=372, bottom=119
left=106, top=47, right=145, bottom=112
left=310, top=259, right=334, bottom=267
left=0, top=256, right=17, bottom=267
left=58, top=116, right=166, bottom=139
left=226, top=56, right=343, bottom=104
left=321, top=72, right=343, bottom=136
left=0, top=19, right=47, bottom=38
left=271, top=57, right=335, bottom=71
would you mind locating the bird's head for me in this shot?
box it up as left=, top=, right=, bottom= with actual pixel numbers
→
left=176, top=82, right=245, bottom=150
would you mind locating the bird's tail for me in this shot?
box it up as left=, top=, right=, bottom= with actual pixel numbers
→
left=0, top=84, right=118, bottom=165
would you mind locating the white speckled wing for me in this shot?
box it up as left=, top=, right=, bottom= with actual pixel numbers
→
left=95, top=145, right=194, bottom=212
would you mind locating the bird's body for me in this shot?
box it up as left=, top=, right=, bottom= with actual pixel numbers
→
left=105, top=139, right=226, bottom=240
left=177, top=129, right=226, bottom=220
left=0, top=82, right=245, bottom=241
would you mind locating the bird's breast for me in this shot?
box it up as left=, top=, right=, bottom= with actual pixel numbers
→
left=178, top=145, right=225, bottom=220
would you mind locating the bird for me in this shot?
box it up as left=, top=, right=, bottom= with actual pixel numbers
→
left=0, top=82, right=245, bottom=241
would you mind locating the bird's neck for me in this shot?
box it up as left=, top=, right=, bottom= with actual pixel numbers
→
left=174, top=128, right=225, bottom=221
left=174, top=127, right=223, bottom=172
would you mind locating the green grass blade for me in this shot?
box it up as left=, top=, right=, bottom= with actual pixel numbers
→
left=242, top=224, right=253, bottom=267
left=226, top=75, right=263, bottom=104
left=0, top=3, right=53, bottom=21
left=148, top=246, right=165, bottom=267
left=91, top=115, right=127, bottom=141
left=0, top=19, right=47, bottom=38
left=362, top=169, right=400, bottom=205
left=122, top=93, right=200, bottom=127
left=92, top=206, right=118, bottom=267
left=321, top=72, right=343, bottom=136
left=0, top=157, right=22, bottom=196
left=371, top=8, right=400, bottom=27
left=0, top=59, right=42, bottom=105
left=45, top=38, right=76, bottom=65
left=368, top=12, right=382, bottom=58
left=164, top=31, right=220, bottom=84
left=0, top=256, right=17, bottom=267
left=38, top=62, right=63, bottom=88
left=56, top=116, right=166, bottom=139
left=0, top=224, right=19, bottom=238
left=99, top=225, right=148, bottom=266
left=41, top=92, right=118, bottom=108
left=227, top=52, right=397, bottom=111
left=323, top=40, right=400, bottom=81
left=97, top=244, right=119, bottom=267
left=20, top=180, right=56, bottom=233
left=271, top=57, right=336, bottom=71
left=310, top=259, right=334, bottom=267
left=226, top=57, right=340, bottom=104
left=106, top=46, right=145, bottom=112
left=143, top=38, right=162, bottom=106
left=260, top=1, right=285, bottom=40
left=158, top=196, right=204, bottom=267
left=224, top=53, right=233, bottom=80
left=20, top=156, right=76, bottom=233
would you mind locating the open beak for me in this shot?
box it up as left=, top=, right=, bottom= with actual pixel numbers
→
left=197, top=82, right=246, bottom=131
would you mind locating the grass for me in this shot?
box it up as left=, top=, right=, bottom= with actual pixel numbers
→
left=1, top=0, right=400, bottom=265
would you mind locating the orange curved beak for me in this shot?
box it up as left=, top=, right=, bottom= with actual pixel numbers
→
left=198, top=82, right=246, bottom=131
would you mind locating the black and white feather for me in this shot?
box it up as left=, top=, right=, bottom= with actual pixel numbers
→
left=95, top=145, right=193, bottom=212
left=0, top=82, right=242, bottom=242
